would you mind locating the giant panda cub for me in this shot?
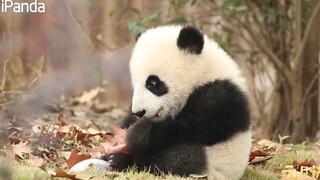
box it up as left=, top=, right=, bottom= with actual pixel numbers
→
left=103, top=25, right=252, bottom=179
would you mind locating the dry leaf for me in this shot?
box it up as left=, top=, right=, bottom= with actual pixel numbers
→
left=75, top=88, right=100, bottom=104
left=66, top=149, right=91, bottom=169
left=28, top=154, right=46, bottom=167
left=103, top=127, right=127, bottom=145
left=11, top=141, right=32, bottom=158
left=249, top=149, right=271, bottom=162
left=250, top=156, right=273, bottom=164
left=293, top=159, right=318, bottom=171
left=51, top=166, right=81, bottom=180
left=257, top=139, right=292, bottom=151
left=101, top=143, right=129, bottom=154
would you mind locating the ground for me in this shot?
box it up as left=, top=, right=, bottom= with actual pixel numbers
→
left=0, top=87, right=320, bottom=180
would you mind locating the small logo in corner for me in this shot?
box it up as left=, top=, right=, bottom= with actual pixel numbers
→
left=1, top=0, right=45, bottom=13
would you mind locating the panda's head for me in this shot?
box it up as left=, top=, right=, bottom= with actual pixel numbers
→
left=129, top=25, right=246, bottom=122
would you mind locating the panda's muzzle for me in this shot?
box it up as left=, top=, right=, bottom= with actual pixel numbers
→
left=155, top=107, right=164, bottom=117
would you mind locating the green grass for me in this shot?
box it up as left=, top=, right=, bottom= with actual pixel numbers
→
left=1, top=149, right=319, bottom=180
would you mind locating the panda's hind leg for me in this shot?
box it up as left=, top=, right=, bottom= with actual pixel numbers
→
left=137, top=143, right=207, bottom=176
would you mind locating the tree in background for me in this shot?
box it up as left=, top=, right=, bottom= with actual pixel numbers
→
left=214, top=0, right=320, bottom=142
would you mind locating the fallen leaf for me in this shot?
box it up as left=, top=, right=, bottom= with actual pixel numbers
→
left=250, top=156, right=273, bottom=164
left=101, top=143, right=129, bottom=154
left=66, top=149, right=91, bottom=169
left=51, top=166, right=81, bottom=180
left=103, top=127, right=127, bottom=145
left=74, top=88, right=100, bottom=104
left=57, top=114, right=66, bottom=126
left=28, top=154, right=46, bottom=167
left=257, top=139, right=292, bottom=151
left=293, top=159, right=318, bottom=171
left=11, top=141, right=32, bottom=158
left=249, top=149, right=271, bottom=162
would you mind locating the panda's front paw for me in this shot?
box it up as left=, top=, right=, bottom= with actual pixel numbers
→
left=101, top=153, right=134, bottom=171
left=126, top=118, right=153, bottom=154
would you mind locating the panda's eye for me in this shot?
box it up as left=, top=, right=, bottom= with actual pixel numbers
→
left=146, top=75, right=168, bottom=96
left=146, top=79, right=157, bottom=88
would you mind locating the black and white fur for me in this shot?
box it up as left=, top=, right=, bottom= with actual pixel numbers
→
left=102, top=25, right=251, bottom=179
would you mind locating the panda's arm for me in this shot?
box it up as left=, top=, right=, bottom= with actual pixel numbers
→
left=125, top=117, right=193, bottom=155
left=120, top=112, right=138, bottom=128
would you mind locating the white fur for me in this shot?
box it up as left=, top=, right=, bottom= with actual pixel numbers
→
left=130, top=25, right=247, bottom=121
left=205, top=130, right=252, bottom=179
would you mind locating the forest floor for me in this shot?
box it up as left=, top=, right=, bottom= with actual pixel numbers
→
left=0, top=87, right=319, bottom=180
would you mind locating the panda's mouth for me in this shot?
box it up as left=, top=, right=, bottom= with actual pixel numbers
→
left=155, top=107, right=164, bottom=117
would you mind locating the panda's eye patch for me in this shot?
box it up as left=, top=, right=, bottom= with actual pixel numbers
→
left=146, top=75, right=168, bottom=96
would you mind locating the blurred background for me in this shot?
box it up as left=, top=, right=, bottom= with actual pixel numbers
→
left=0, top=0, right=319, bottom=143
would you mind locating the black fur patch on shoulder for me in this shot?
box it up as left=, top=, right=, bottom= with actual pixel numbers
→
left=177, top=26, right=204, bottom=55
left=177, top=79, right=251, bottom=144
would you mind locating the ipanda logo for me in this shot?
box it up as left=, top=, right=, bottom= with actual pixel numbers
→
left=1, top=0, right=45, bottom=13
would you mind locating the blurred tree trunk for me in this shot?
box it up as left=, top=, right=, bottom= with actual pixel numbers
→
left=300, top=0, right=320, bottom=140
left=270, top=0, right=320, bottom=142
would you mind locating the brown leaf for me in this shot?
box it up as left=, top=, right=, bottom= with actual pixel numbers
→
left=66, top=149, right=91, bottom=169
left=52, top=166, right=81, bottom=180
left=74, top=88, right=100, bottom=104
left=57, top=114, right=66, bottom=126
left=293, top=159, right=318, bottom=171
left=11, top=141, right=32, bottom=158
left=103, top=127, right=127, bottom=145
left=101, top=143, right=129, bottom=154
left=250, top=156, right=273, bottom=164
left=28, top=154, right=46, bottom=167
left=249, top=149, right=271, bottom=162
left=257, top=139, right=292, bottom=151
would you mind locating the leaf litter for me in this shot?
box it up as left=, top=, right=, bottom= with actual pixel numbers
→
left=2, top=111, right=128, bottom=179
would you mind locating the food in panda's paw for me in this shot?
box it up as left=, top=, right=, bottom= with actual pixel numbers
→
left=100, top=127, right=130, bottom=155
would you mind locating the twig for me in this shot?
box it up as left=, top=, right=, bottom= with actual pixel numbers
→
left=294, top=0, right=301, bottom=46
left=90, top=119, right=102, bottom=131
left=0, top=58, right=11, bottom=91
left=301, top=73, right=319, bottom=108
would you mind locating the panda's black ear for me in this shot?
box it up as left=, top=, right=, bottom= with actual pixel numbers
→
left=177, top=26, right=204, bottom=55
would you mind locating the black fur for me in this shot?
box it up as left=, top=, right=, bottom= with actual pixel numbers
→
left=101, top=153, right=134, bottom=171
left=146, top=75, right=168, bottom=96
left=120, top=110, right=138, bottom=128
left=104, top=79, right=250, bottom=176
left=177, top=26, right=204, bottom=55
left=137, top=143, right=207, bottom=175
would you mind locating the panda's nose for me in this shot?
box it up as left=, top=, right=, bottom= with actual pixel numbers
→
left=133, top=109, right=146, bottom=118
